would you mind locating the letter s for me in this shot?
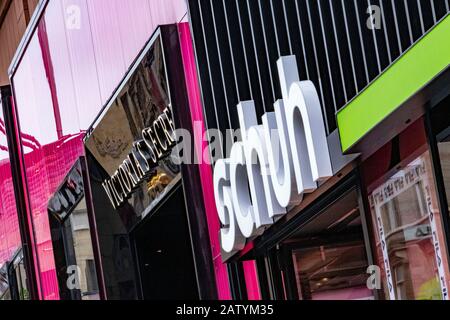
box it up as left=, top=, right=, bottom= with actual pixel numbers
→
left=214, top=159, right=246, bottom=253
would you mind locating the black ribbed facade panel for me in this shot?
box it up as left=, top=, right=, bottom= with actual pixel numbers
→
left=188, top=0, right=449, bottom=152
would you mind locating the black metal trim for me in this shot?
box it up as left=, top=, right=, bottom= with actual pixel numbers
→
left=278, top=245, right=299, bottom=300
left=227, top=262, right=248, bottom=301
left=252, top=171, right=359, bottom=254
left=425, top=105, right=450, bottom=278
left=160, top=24, right=218, bottom=300
left=355, top=165, right=383, bottom=300
left=255, top=256, right=271, bottom=300
left=79, top=156, right=107, bottom=300
left=128, top=231, right=144, bottom=301
left=0, top=85, right=39, bottom=300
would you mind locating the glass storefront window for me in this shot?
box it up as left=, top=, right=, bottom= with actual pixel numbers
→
left=437, top=139, right=450, bottom=202
left=1, top=250, right=31, bottom=301
left=0, top=264, right=9, bottom=300
left=49, top=159, right=100, bottom=300
left=14, top=257, right=29, bottom=300
left=292, top=242, right=371, bottom=300
left=256, top=183, right=374, bottom=301
left=368, top=150, right=450, bottom=300
left=63, top=199, right=100, bottom=300
left=51, top=196, right=100, bottom=300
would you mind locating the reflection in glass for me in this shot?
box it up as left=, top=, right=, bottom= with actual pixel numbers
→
left=0, top=264, right=9, bottom=300
left=369, top=151, right=449, bottom=300
left=14, top=258, right=29, bottom=300
left=65, top=199, right=99, bottom=300
left=292, top=243, right=370, bottom=300
left=285, top=189, right=372, bottom=300
left=51, top=196, right=100, bottom=301
left=438, top=139, right=450, bottom=212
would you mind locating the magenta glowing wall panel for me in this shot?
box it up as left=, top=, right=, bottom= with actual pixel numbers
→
left=0, top=96, right=21, bottom=272
left=178, top=22, right=232, bottom=300
left=11, top=0, right=187, bottom=300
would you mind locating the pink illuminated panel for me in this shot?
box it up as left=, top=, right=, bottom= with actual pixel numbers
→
left=243, top=261, right=262, bottom=300
left=0, top=97, right=21, bottom=271
left=178, top=22, right=232, bottom=300
left=11, top=0, right=187, bottom=300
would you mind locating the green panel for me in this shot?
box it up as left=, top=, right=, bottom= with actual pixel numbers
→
left=337, top=14, right=450, bottom=152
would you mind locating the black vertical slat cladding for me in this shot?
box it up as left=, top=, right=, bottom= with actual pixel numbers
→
left=435, top=0, right=449, bottom=19
left=331, top=0, right=358, bottom=99
left=393, top=0, right=414, bottom=51
left=258, top=0, right=281, bottom=103
left=209, top=0, right=240, bottom=132
left=222, top=0, right=251, bottom=102
left=271, top=0, right=292, bottom=57
left=284, top=0, right=309, bottom=80
left=368, top=0, right=391, bottom=72
left=295, top=0, right=324, bottom=109
left=420, top=0, right=438, bottom=31
left=187, top=0, right=449, bottom=158
left=378, top=0, right=393, bottom=64
left=188, top=0, right=222, bottom=155
left=198, top=0, right=232, bottom=156
left=319, top=0, right=347, bottom=108
left=307, top=0, right=337, bottom=130
left=355, top=0, right=381, bottom=81
left=246, top=0, right=276, bottom=113
left=381, top=0, right=402, bottom=61
left=403, top=0, right=416, bottom=45
left=407, top=0, right=426, bottom=41
left=328, top=0, right=350, bottom=103
left=235, top=0, right=265, bottom=117
left=342, top=1, right=370, bottom=91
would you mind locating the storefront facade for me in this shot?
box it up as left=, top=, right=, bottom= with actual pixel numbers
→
left=81, top=25, right=217, bottom=300
left=0, top=86, right=31, bottom=300
left=187, top=0, right=450, bottom=300
left=337, top=13, right=450, bottom=300
left=6, top=0, right=228, bottom=300
left=1, top=0, right=449, bottom=301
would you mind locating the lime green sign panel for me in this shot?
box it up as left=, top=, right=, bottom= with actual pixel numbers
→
left=337, top=14, right=450, bottom=152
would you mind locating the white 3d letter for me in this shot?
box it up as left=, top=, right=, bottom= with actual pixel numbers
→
left=277, top=56, right=333, bottom=195
left=230, top=142, right=255, bottom=238
left=214, top=159, right=245, bottom=253
left=238, top=102, right=283, bottom=229
left=262, top=100, right=301, bottom=209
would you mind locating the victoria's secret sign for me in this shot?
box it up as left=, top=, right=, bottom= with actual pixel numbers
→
left=102, top=107, right=176, bottom=209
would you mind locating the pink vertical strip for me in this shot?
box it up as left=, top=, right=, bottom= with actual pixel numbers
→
left=243, top=261, right=262, bottom=300
left=178, top=22, right=232, bottom=300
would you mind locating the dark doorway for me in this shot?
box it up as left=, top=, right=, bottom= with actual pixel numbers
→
left=132, top=185, right=199, bottom=300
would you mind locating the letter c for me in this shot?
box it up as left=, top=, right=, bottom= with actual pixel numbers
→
left=230, top=142, right=255, bottom=238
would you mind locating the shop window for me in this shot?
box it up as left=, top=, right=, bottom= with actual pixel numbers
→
left=364, top=118, right=450, bottom=300
left=292, top=242, right=370, bottom=300
left=50, top=197, right=100, bottom=300
left=14, top=257, right=29, bottom=300
left=0, top=264, right=9, bottom=300
left=49, top=159, right=100, bottom=300
left=253, top=177, right=374, bottom=300
left=1, top=250, right=31, bottom=301
left=435, top=95, right=450, bottom=219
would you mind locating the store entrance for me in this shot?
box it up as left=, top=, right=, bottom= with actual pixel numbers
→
left=257, top=183, right=374, bottom=300
left=131, top=185, right=199, bottom=300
